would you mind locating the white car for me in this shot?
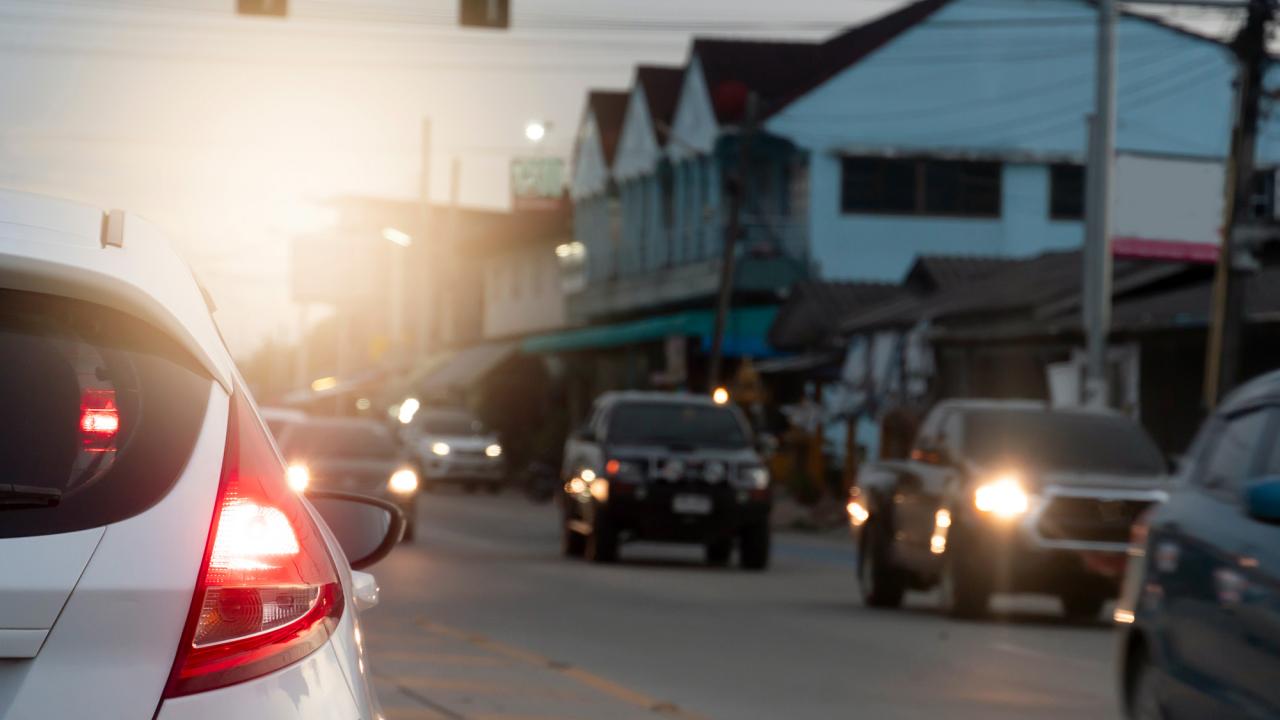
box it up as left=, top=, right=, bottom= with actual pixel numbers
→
left=0, top=190, right=399, bottom=719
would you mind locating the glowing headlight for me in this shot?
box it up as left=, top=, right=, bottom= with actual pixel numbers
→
left=431, top=441, right=451, bottom=456
left=974, top=475, right=1030, bottom=518
left=846, top=498, right=869, bottom=526
left=737, top=466, right=770, bottom=490
left=388, top=468, right=419, bottom=495
left=485, top=443, right=502, bottom=458
left=285, top=464, right=310, bottom=492
left=589, top=478, right=609, bottom=502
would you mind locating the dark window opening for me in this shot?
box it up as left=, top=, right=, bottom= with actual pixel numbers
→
left=841, top=157, right=1001, bottom=217
left=1050, top=164, right=1085, bottom=220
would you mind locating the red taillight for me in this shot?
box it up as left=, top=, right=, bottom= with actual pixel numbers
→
left=79, top=388, right=119, bottom=451
left=163, top=392, right=342, bottom=698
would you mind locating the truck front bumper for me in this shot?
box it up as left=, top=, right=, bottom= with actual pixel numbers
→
left=591, top=483, right=771, bottom=544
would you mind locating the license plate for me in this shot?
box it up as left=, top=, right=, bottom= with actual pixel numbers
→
left=673, top=494, right=712, bottom=515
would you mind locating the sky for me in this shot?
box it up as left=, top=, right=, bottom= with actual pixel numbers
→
left=0, top=0, right=904, bottom=356
left=0, top=0, right=1240, bottom=357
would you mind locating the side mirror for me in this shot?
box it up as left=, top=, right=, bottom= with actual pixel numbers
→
left=1243, top=476, right=1280, bottom=524
left=306, top=491, right=405, bottom=570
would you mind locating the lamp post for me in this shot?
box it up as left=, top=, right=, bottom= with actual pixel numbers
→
left=382, top=226, right=411, bottom=363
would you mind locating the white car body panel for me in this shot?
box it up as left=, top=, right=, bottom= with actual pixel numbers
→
left=0, top=527, right=104, bottom=658
left=0, top=189, right=234, bottom=390
left=0, top=386, right=227, bottom=720
left=155, top=643, right=363, bottom=720
left=0, top=190, right=384, bottom=719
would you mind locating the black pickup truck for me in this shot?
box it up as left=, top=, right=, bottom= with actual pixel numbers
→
left=850, top=400, right=1168, bottom=619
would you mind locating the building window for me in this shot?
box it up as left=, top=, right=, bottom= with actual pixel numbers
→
left=1049, top=164, right=1085, bottom=220
left=840, top=157, right=1001, bottom=217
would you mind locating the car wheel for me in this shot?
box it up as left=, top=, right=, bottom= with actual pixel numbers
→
left=585, top=521, right=619, bottom=563
left=463, top=483, right=479, bottom=495
left=1061, top=590, right=1107, bottom=622
left=1129, top=655, right=1165, bottom=720
left=561, top=521, right=586, bottom=557
left=859, top=521, right=905, bottom=608
left=486, top=483, right=502, bottom=495
left=939, top=542, right=991, bottom=619
left=401, top=520, right=416, bottom=543
left=705, top=538, right=732, bottom=567
left=739, top=523, right=770, bottom=570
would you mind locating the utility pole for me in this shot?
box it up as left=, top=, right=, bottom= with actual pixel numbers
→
left=708, top=92, right=758, bottom=391
left=1081, top=0, right=1116, bottom=408
left=417, top=118, right=433, bottom=359
left=1204, top=0, right=1270, bottom=408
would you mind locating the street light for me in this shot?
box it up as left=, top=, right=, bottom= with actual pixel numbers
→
left=524, top=120, right=548, bottom=143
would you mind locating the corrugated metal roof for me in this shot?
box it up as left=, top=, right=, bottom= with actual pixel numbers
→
left=769, top=281, right=903, bottom=350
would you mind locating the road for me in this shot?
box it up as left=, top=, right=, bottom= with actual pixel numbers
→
left=363, top=491, right=1122, bottom=720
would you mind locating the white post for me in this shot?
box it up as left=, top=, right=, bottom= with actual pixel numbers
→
left=1082, top=0, right=1116, bottom=408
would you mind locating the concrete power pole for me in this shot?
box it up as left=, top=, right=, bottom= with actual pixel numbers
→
left=708, top=92, right=758, bottom=392
left=1204, top=0, right=1271, bottom=408
left=417, top=118, right=433, bottom=359
left=1082, top=0, right=1117, bottom=408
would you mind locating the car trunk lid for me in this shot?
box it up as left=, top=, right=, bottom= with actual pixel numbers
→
left=0, top=528, right=104, bottom=657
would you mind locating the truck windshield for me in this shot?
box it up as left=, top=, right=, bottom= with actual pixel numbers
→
left=608, top=402, right=749, bottom=449
left=963, top=410, right=1165, bottom=476
left=418, top=412, right=485, bottom=435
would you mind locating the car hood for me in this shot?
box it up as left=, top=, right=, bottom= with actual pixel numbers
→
left=1035, top=470, right=1169, bottom=492
left=419, top=434, right=497, bottom=452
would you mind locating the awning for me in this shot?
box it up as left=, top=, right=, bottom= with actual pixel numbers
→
left=521, top=306, right=779, bottom=356
left=418, top=341, right=518, bottom=393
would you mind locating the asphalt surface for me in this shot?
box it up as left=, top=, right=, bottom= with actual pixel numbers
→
left=363, top=491, right=1123, bottom=720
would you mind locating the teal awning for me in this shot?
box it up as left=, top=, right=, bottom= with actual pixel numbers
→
left=521, top=306, right=779, bottom=356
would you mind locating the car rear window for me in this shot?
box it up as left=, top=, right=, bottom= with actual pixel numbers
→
left=0, top=289, right=213, bottom=539
left=282, top=423, right=399, bottom=460
left=607, top=402, right=750, bottom=449
left=963, top=410, right=1165, bottom=476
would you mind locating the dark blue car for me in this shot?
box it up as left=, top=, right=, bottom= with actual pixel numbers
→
left=1117, top=369, right=1280, bottom=719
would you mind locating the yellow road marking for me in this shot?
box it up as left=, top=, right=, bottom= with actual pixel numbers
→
left=416, top=619, right=710, bottom=720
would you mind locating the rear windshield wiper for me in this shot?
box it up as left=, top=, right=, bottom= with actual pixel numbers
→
left=0, top=484, right=62, bottom=509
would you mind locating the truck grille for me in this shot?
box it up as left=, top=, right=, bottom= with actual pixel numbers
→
left=1036, top=497, right=1152, bottom=544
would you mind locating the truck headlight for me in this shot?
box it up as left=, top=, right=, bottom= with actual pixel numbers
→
left=737, top=466, right=770, bottom=490
left=485, top=443, right=502, bottom=458
left=388, top=468, right=420, bottom=495
left=431, top=441, right=450, bottom=457
left=973, top=474, right=1030, bottom=518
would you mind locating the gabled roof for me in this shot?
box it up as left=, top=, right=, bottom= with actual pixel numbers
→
left=691, top=0, right=950, bottom=124
left=692, top=38, right=820, bottom=123
left=586, top=90, right=629, bottom=164
left=903, top=254, right=1022, bottom=294
left=634, top=66, right=685, bottom=141
left=769, top=280, right=903, bottom=350
left=840, top=250, right=1195, bottom=335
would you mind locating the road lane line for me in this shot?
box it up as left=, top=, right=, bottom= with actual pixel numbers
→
left=417, top=618, right=710, bottom=720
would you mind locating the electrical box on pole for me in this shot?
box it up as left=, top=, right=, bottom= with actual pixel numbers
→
left=460, top=0, right=510, bottom=28
left=237, top=0, right=286, bottom=17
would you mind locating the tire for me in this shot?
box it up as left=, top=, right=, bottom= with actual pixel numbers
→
left=1061, top=590, right=1107, bottom=622
left=939, top=540, right=991, bottom=619
left=585, top=520, right=619, bottom=563
left=401, top=521, right=416, bottom=543
left=463, top=483, right=479, bottom=495
left=859, top=521, right=906, bottom=608
left=705, top=538, right=733, bottom=567
left=739, top=523, right=770, bottom=570
left=561, top=521, right=585, bottom=557
left=485, top=483, right=502, bottom=495
left=1128, top=655, right=1165, bottom=720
